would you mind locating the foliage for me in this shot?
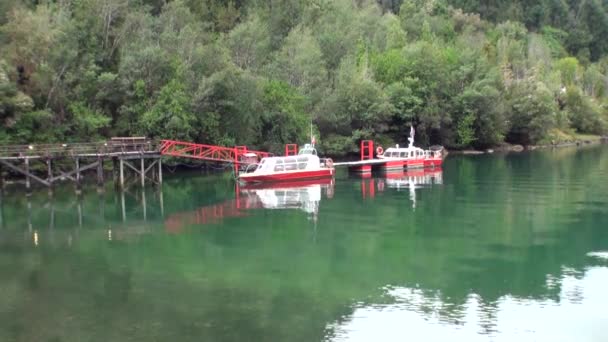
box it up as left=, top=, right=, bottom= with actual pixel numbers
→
left=0, top=0, right=607, bottom=151
left=507, top=81, right=558, bottom=144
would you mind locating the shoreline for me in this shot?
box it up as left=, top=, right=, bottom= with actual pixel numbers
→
left=451, top=136, right=608, bottom=155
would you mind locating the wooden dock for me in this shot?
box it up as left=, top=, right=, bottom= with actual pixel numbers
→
left=0, top=137, right=162, bottom=191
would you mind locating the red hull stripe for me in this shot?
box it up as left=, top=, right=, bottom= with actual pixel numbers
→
left=239, top=169, right=334, bottom=183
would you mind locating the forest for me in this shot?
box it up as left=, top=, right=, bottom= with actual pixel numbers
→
left=1, top=0, right=608, bottom=155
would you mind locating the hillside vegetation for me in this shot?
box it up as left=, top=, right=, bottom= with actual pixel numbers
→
left=1, top=0, right=607, bottom=154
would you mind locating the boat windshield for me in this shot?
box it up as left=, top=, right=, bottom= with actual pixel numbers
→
left=298, top=144, right=317, bottom=155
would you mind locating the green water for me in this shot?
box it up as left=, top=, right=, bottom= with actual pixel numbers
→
left=1, top=146, right=608, bottom=342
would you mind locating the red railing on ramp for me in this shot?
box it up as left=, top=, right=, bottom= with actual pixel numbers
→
left=159, top=140, right=272, bottom=164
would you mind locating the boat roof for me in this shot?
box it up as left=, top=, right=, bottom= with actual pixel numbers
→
left=261, top=154, right=318, bottom=160
left=385, top=145, right=424, bottom=151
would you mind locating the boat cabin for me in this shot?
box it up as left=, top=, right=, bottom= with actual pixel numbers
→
left=250, top=144, right=333, bottom=174
left=239, top=152, right=259, bottom=165
left=381, top=145, right=442, bottom=159
left=254, top=155, right=321, bottom=173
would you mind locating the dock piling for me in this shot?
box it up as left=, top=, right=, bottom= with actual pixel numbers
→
left=25, top=157, right=30, bottom=191
left=97, top=157, right=104, bottom=185
left=140, top=157, right=145, bottom=188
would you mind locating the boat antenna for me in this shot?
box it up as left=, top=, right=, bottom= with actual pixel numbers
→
left=408, top=125, right=415, bottom=148
left=310, top=121, right=315, bottom=147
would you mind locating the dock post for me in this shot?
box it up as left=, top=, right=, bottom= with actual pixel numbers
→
left=77, top=194, right=83, bottom=228
left=47, top=159, right=53, bottom=190
left=75, top=158, right=81, bottom=190
left=120, top=190, right=126, bottom=222
left=24, top=157, right=30, bottom=191
left=158, top=157, right=163, bottom=184
left=112, top=157, right=118, bottom=185
left=140, top=157, right=145, bottom=188
left=0, top=191, right=3, bottom=229
left=49, top=199, right=55, bottom=230
left=97, top=157, right=104, bottom=186
left=27, top=197, right=32, bottom=232
left=159, top=187, right=164, bottom=217
left=119, top=158, right=124, bottom=189
left=142, top=188, right=147, bottom=221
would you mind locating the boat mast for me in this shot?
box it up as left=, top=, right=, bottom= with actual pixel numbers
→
left=408, top=125, right=415, bottom=148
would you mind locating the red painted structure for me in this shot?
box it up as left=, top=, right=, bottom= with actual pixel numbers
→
left=285, top=144, right=298, bottom=156
left=349, top=140, right=375, bottom=175
left=334, top=140, right=443, bottom=175
left=159, top=140, right=272, bottom=172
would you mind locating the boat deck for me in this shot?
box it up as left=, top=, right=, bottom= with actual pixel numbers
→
left=333, top=159, right=404, bottom=167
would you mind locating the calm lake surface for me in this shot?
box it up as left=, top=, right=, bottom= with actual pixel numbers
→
left=1, top=145, right=607, bottom=342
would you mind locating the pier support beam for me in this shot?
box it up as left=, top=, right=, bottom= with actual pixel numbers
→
left=115, top=155, right=162, bottom=189
left=140, top=158, right=145, bottom=188
left=97, top=157, right=104, bottom=185
left=0, top=159, right=51, bottom=188
left=25, top=158, right=30, bottom=191
left=158, top=158, right=163, bottom=184
left=47, top=159, right=53, bottom=190
left=75, top=158, right=81, bottom=190
left=119, top=158, right=124, bottom=189
left=142, top=189, right=147, bottom=221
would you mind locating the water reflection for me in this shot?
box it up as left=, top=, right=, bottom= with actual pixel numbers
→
left=164, top=179, right=335, bottom=232
left=359, top=168, right=443, bottom=209
left=326, top=267, right=608, bottom=342
left=240, top=179, right=335, bottom=220
left=0, top=146, right=607, bottom=341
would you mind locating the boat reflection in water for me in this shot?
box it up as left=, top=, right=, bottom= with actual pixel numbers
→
left=360, top=168, right=443, bottom=209
left=240, top=178, right=334, bottom=219
left=164, top=179, right=334, bottom=232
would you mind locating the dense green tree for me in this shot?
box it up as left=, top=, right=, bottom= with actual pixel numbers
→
left=259, top=80, right=310, bottom=153
left=1, top=0, right=607, bottom=151
left=562, top=87, right=607, bottom=134
left=507, top=81, right=558, bottom=144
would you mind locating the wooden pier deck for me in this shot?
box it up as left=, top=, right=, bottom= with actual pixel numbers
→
left=0, top=138, right=162, bottom=191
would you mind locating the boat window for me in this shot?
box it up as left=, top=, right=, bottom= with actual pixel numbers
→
left=256, top=159, right=267, bottom=171
left=410, top=151, right=414, bottom=157
left=299, top=147, right=317, bottom=155
left=385, top=151, right=392, bottom=157
left=400, top=151, right=407, bottom=158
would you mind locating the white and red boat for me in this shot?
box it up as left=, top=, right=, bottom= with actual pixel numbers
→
left=238, top=144, right=334, bottom=184
left=377, top=126, right=443, bottom=169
